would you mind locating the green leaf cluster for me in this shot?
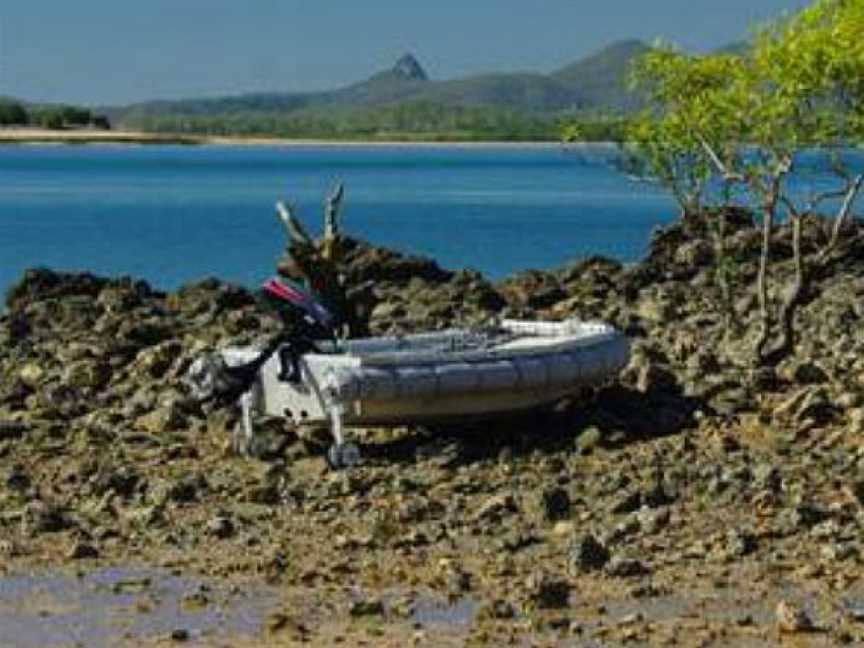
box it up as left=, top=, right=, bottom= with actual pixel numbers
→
left=619, top=0, right=864, bottom=215
left=615, top=0, right=864, bottom=365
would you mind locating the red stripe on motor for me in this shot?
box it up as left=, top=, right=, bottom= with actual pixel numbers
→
left=263, top=278, right=309, bottom=305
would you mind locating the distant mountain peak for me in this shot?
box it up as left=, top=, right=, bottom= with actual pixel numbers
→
left=553, top=39, right=650, bottom=82
left=392, top=54, right=428, bottom=81
left=112, top=38, right=661, bottom=124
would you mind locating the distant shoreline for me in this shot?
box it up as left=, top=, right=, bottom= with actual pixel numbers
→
left=0, top=128, right=201, bottom=146
left=0, top=127, right=604, bottom=149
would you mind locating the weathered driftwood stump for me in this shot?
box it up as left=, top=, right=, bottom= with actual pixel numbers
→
left=274, top=182, right=369, bottom=338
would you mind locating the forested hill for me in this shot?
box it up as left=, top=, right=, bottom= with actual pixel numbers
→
left=109, top=40, right=652, bottom=125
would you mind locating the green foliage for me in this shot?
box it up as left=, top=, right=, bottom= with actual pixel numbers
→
left=26, top=104, right=108, bottom=130
left=751, top=0, right=864, bottom=144
left=621, top=0, right=864, bottom=209
left=620, top=45, right=746, bottom=216
left=32, top=108, right=66, bottom=130
left=91, top=115, right=111, bottom=130
left=126, top=101, right=632, bottom=142
left=563, top=116, right=631, bottom=142
left=561, top=123, right=583, bottom=143
left=617, top=0, right=864, bottom=364
left=0, top=100, right=29, bottom=125
left=623, top=115, right=716, bottom=217
left=59, top=105, right=93, bottom=127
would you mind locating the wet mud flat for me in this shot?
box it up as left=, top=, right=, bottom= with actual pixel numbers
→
left=0, top=564, right=484, bottom=647
left=0, top=567, right=274, bottom=647
left=4, top=563, right=863, bottom=647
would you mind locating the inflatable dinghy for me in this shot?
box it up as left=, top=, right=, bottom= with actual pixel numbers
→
left=186, top=279, right=629, bottom=468
left=221, top=319, right=628, bottom=467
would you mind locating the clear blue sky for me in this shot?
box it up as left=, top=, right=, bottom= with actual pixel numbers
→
left=2, top=0, right=805, bottom=105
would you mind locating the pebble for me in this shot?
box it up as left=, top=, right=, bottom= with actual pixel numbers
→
left=569, top=533, right=610, bottom=572
left=776, top=599, right=814, bottom=634
left=525, top=571, right=570, bottom=609
left=576, top=426, right=603, bottom=455
left=169, top=628, right=191, bottom=642
left=540, top=487, right=571, bottom=522
left=636, top=506, right=670, bottom=534
left=725, top=529, right=757, bottom=557
left=475, top=493, right=517, bottom=521
left=349, top=598, right=385, bottom=617
left=67, top=542, right=99, bottom=560
left=605, top=557, right=651, bottom=578
left=206, top=515, right=235, bottom=539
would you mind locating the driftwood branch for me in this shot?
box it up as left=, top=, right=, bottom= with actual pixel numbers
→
left=276, top=201, right=312, bottom=246
left=324, top=182, right=345, bottom=241
left=273, top=185, right=370, bottom=338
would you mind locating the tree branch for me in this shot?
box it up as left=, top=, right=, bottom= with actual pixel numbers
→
left=323, top=182, right=345, bottom=241
left=276, top=201, right=313, bottom=246
left=820, top=172, right=864, bottom=263
left=696, top=134, right=745, bottom=182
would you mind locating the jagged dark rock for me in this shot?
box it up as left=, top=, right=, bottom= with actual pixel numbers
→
left=570, top=533, right=610, bottom=572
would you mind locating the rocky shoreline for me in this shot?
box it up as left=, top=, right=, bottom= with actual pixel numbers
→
left=1, top=215, right=864, bottom=646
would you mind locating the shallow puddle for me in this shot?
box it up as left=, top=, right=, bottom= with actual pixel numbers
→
left=1, top=565, right=860, bottom=647
left=0, top=566, right=277, bottom=648
left=567, top=582, right=857, bottom=648
left=412, top=596, right=478, bottom=628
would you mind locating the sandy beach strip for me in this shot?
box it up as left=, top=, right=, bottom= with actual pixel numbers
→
left=0, top=128, right=202, bottom=145
left=0, top=127, right=584, bottom=149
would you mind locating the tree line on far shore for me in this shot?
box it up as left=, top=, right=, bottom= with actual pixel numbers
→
left=0, top=100, right=110, bottom=130
left=124, top=102, right=631, bottom=142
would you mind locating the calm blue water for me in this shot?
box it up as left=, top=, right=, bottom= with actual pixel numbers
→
left=2, top=144, right=858, bottom=300
left=0, top=144, right=676, bottom=298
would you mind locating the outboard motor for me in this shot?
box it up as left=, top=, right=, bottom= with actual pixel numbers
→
left=260, top=277, right=337, bottom=339
left=184, top=277, right=362, bottom=469
left=185, top=277, right=338, bottom=405
left=259, top=277, right=339, bottom=383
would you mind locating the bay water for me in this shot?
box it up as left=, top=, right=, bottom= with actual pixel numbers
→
left=2, top=144, right=857, bottom=301
left=0, top=144, right=676, bottom=299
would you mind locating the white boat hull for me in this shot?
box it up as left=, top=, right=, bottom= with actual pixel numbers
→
left=222, top=319, right=629, bottom=461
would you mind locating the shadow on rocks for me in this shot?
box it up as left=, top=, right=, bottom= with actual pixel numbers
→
left=362, top=378, right=703, bottom=468
left=573, top=380, right=703, bottom=449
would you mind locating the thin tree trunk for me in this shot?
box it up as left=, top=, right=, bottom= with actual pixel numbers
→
left=754, top=189, right=778, bottom=364
left=820, top=173, right=864, bottom=263
left=764, top=211, right=804, bottom=365
left=713, top=207, right=736, bottom=338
